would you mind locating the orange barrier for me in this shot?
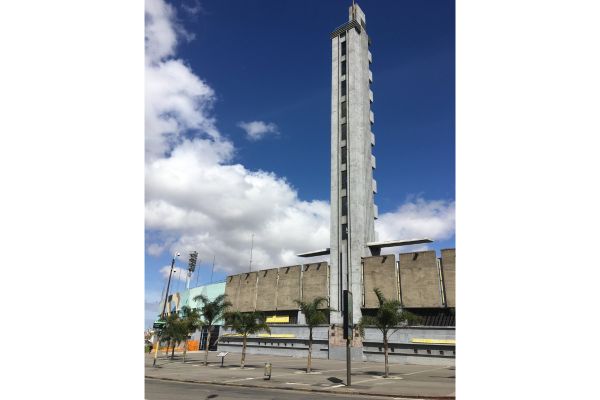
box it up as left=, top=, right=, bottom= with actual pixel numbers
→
left=187, top=340, right=199, bottom=351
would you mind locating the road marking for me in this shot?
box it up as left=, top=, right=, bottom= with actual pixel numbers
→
left=285, top=382, right=310, bottom=386
left=401, top=366, right=450, bottom=376
left=293, top=371, right=322, bottom=375
left=272, top=365, right=372, bottom=379
left=351, top=376, right=404, bottom=385
left=227, top=367, right=255, bottom=370
left=329, top=384, right=345, bottom=388
left=222, top=377, right=256, bottom=383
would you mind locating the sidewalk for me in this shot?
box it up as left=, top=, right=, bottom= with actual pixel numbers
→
left=145, top=351, right=455, bottom=399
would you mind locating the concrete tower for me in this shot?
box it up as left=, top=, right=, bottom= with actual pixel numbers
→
left=297, top=2, right=431, bottom=361
left=329, top=2, right=376, bottom=359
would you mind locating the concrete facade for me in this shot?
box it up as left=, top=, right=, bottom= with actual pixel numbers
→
left=218, top=324, right=454, bottom=366
left=441, top=248, right=456, bottom=308
left=237, top=272, right=258, bottom=312
left=255, top=268, right=279, bottom=311
left=224, top=274, right=241, bottom=310
left=276, top=265, right=301, bottom=310
left=362, top=255, right=399, bottom=307
left=329, top=0, right=376, bottom=333
left=301, top=262, right=329, bottom=304
left=399, top=251, right=443, bottom=308
left=173, top=249, right=455, bottom=366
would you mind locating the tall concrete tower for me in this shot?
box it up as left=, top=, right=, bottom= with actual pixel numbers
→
left=329, top=2, right=376, bottom=359
left=297, top=2, right=432, bottom=361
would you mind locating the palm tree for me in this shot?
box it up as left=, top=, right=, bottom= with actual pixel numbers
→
left=163, top=313, right=187, bottom=360
left=358, top=288, right=420, bottom=378
left=193, top=294, right=232, bottom=366
left=180, top=306, right=203, bottom=363
left=294, top=297, right=330, bottom=373
left=224, top=311, right=270, bottom=368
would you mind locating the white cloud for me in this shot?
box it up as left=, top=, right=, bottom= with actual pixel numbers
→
left=145, top=0, right=455, bottom=278
left=375, top=197, right=456, bottom=242
left=237, top=120, right=279, bottom=141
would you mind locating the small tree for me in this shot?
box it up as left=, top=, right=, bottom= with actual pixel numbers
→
left=193, top=294, right=232, bottom=366
left=294, top=297, right=330, bottom=373
left=180, top=306, right=203, bottom=363
left=163, top=313, right=187, bottom=360
left=358, top=288, right=420, bottom=378
left=224, top=311, right=270, bottom=368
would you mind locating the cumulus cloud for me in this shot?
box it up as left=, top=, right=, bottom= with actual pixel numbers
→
left=237, top=120, right=279, bottom=141
left=145, top=0, right=454, bottom=277
left=376, top=197, right=456, bottom=242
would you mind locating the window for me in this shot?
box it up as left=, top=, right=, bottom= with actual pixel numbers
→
left=341, top=60, right=346, bottom=75
left=341, top=170, right=347, bottom=189
left=341, top=101, right=347, bottom=118
left=341, top=80, right=346, bottom=96
left=341, top=123, right=347, bottom=141
left=341, top=41, right=346, bottom=56
left=341, top=196, right=348, bottom=216
left=341, top=146, right=347, bottom=164
left=341, top=223, right=348, bottom=240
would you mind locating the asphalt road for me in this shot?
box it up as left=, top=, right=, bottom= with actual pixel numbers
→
left=146, top=378, right=408, bottom=400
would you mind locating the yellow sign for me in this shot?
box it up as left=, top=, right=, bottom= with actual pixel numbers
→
left=222, top=333, right=296, bottom=338
left=410, top=338, right=456, bottom=345
left=258, top=333, right=295, bottom=338
left=266, top=315, right=290, bottom=323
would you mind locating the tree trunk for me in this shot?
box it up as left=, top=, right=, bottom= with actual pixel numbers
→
left=383, top=335, right=389, bottom=378
left=183, top=338, right=188, bottom=363
left=165, top=340, right=170, bottom=356
left=205, top=327, right=212, bottom=366
left=307, top=328, right=313, bottom=373
left=171, top=342, right=175, bottom=359
left=241, top=335, right=247, bottom=369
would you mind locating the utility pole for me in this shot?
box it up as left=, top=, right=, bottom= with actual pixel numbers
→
left=210, top=255, right=216, bottom=283
left=195, top=259, right=201, bottom=287
left=153, top=252, right=180, bottom=367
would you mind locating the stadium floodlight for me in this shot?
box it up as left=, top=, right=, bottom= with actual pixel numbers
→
left=188, top=251, right=198, bottom=273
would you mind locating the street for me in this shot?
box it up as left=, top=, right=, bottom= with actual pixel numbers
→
left=144, top=351, right=455, bottom=399
left=146, top=378, right=420, bottom=400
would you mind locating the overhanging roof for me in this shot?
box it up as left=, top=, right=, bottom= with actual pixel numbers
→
left=296, top=248, right=331, bottom=257
left=366, top=238, right=433, bottom=249
left=296, top=238, right=432, bottom=258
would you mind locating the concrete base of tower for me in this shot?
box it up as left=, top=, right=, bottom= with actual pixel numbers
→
left=328, top=345, right=364, bottom=361
left=328, top=325, right=365, bottom=361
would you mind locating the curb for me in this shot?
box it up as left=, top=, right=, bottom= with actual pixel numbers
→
left=145, top=375, right=455, bottom=400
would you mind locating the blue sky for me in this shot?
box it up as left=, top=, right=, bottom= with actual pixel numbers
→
left=145, top=0, right=455, bottom=327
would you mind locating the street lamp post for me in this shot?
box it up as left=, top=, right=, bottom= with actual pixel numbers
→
left=153, top=252, right=180, bottom=367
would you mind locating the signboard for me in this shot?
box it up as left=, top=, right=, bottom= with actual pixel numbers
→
left=153, top=319, right=166, bottom=329
left=266, top=315, right=290, bottom=323
left=343, top=290, right=353, bottom=340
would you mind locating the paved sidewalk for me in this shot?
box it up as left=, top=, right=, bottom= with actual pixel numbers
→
left=145, top=351, right=455, bottom=399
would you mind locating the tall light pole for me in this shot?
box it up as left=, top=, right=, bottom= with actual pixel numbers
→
left=153, top=252, right=180, bottom=368
left=187, top=251, right=198, bottom=290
